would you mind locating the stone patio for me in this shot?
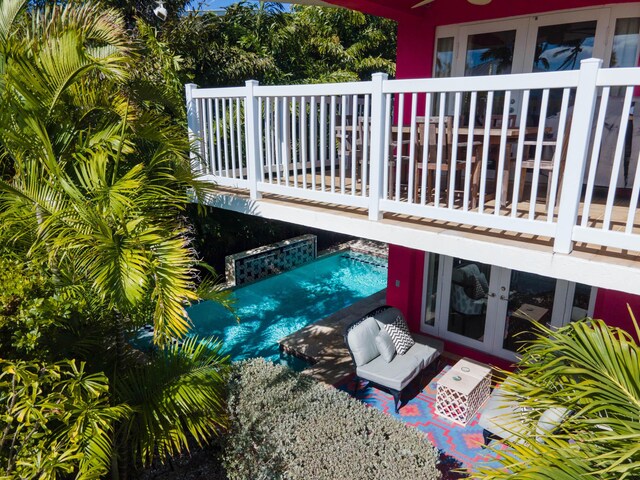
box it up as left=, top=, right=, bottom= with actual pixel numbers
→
left=278, top=289, right=387, bottom=384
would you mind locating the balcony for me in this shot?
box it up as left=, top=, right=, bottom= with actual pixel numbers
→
left=186, top=59, right=640, bottom=294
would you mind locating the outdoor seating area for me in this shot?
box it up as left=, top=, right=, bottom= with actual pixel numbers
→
left=344, top=305, right=444, bottom=413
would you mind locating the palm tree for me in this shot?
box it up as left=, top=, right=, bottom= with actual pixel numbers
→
left=0, top=0, right=212, bottom=343
left=476, top=311, right=640, bottom=479
left=0, top=0, right=232, bottom=475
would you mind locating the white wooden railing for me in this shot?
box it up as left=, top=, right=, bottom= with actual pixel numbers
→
left=186, top=59, right=640, bottom=255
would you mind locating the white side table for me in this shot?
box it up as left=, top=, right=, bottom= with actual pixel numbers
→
left=435, top=358, right=492, bottom=425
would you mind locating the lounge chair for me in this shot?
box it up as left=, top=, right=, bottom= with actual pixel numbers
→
left=344, top=306, right=444, bottom=413
left=478, top=382, right=569, bottom=445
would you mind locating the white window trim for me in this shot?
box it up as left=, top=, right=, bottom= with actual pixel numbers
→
left=433, top=3, right=640, bottom=77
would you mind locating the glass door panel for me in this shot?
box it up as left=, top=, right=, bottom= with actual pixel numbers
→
left=610, top=17, right=640, bottom=68
left=532, top=21, right=597, bottom=72
left=447, top=258, right=492, bottom=342
left=501, top=271, right=557, bottom=354
left=465, top=30, right=517, bottom=76
left=530, top=20, right=598, bottom=126
left=435, top=37, right=455, bottom=78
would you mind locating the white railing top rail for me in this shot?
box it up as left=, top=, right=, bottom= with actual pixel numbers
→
left=596, top=67, right=640, bottom=86
left=192, top=86, right=248, bottom=99
left=383, top=70, right=581, bottom=94
left=254, top=81, right=374, bottom=97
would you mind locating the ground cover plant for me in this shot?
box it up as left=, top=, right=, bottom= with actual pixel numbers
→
left=224, top=358, right=441, bottom=480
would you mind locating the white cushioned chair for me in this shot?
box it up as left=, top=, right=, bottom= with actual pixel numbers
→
left=478, top=382, right=569, bottom=445
left=344, top=306, right=444, bottom=413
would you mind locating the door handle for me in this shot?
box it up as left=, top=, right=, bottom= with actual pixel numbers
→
left=499, top=295, right=508, bottom=301
left=488, top=292, right=496, bottom=298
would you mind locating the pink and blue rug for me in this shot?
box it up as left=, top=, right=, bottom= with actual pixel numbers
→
left=339, top=365, right=507, bottom=478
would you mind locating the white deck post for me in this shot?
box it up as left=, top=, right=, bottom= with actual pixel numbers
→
left=368, top=72, right=388, bottom=221
left=185, top=83, right=202, bottom=173
left=245, top=80, right=262, bottom=200
left=554, top=58, right=602, bottom=254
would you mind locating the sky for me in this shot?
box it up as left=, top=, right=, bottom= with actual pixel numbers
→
left=199, top=0, right=267, bottom=9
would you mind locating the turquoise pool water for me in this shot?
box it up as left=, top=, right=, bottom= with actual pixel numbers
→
left=186, top=251, right=387, bottom=364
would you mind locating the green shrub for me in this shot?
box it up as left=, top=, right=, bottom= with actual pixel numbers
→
left=224, top=358, right=441, bottom=480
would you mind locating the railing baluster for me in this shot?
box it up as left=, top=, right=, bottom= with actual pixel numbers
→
left=408, top=93, right=418, bottom=204
left=301, top=96, right=308, bottom=189
left=310, top=96, right=317, bottom=190
left=265, top=98, right=273, bottom=183
left=435, top=93, right=446, bottom=209
left=362, top=94, right=370, bottom=197
left=222, top=97, right=230, bottom=177
left=291, top=96, right=298, bottom=188
left=274, top=97, right=281, bottom=184
left=581, top=88, right=610, bottom=227
left=463, top=91, right=476, bottom=211
left=511, top=89, right=530, bottom=215
left=494, top=90, right=510, bottom=214
left=395, top=93, right=405, bottom=202
left=207, top=99, right=216, bottom=174
left=351, top=95, right=358, bottom=195
left=282, top=96, right=290, bottom=187
left=449, top=92, right=461, bottom=208
left=258, top=97, right=264, bottom=181
left=320, top=96, right=326, bottom=191
left=237, top=98, right=244, bottom=179
left=330, top=96, right=336, bottom=193
left=420, top=92, right=432, bottom=205
left=198, top=98, right=208, bottom=171
left=603, top=86, right=633, bottom=231
left=340, top=95, right=347, bottom=194
left=478, top=90, right=493, bottom=213
left=215, top=99, right=224, bottom=177
left=382, top=93, right=391, bottom=201
left=229, top=98, right=237, bottom=179
left=547, top=88, right=570, bottom=221
left=528, top=88, right=550, bottom=219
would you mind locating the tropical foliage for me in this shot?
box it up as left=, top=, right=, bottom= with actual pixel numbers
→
left=477, top=312, right=640, bottom=479
left=0, top=359, right=127, bottom=480
left=0, top=0, right=231, bottom=477
left=170, top=2, right=397, bottom=87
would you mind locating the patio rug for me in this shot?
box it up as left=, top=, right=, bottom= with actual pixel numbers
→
left=338, top=364, right=507, bottom=478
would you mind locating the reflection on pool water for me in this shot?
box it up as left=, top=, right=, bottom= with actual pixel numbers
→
left=137, top=251, right=387, bottom=369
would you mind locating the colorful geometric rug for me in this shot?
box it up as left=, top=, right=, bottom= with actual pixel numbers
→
left=338, top=365, right=507, bottom=478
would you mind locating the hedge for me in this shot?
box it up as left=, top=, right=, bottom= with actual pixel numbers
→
left=223, top=358, right=441, bottom=480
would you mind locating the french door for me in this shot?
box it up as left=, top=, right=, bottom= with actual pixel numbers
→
left=421, top=254, right=587, bottom=361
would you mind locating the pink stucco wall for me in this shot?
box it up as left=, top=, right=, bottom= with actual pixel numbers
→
left=594, top=289, right=640, bottom=339
left=385, top=245, right=425, bottom=332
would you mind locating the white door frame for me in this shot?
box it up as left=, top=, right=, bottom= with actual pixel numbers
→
left=420, top=253, right=596, bottom=361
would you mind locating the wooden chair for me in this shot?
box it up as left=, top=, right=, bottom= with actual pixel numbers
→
left=415, top=117, right=482, bottom=207
left=518, top=118, right=572, bottom=209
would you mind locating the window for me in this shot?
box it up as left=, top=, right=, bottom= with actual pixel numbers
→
left=435, top=37, right=454, bottom=78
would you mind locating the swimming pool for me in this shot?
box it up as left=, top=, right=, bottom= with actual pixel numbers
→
left=186, top=251, right=387, bottom=364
